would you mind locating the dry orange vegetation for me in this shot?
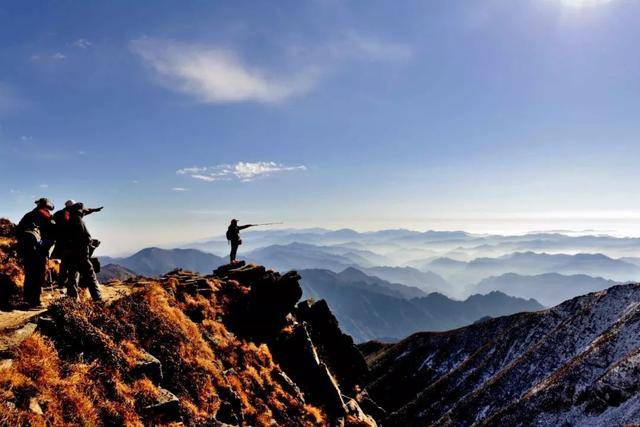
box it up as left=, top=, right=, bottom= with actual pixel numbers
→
left=0, top=276, right=327, bottom=426
left=0, top=219, right=377, bottom=426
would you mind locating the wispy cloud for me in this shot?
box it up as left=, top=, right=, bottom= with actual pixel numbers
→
left=30, top=52, right=67, bottom=61
left=131, top=33, right=412, bottom=104
left=131, top=38, right=319, bottom=104
left=72, top=38, right=92, bottom=49
left=177, top=161, right=306, bottom=182
left=172, top=187, right=189, bottom=192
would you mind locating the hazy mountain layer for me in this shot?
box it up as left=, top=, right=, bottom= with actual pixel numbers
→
left=299, top=268, right=543, bottom=342
left=472, top=272, right=618, bottom=306
left=100, top=247, right=226, bottom=277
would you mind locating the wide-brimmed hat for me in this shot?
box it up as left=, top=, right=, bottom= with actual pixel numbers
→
left=34, top=198, right=54, bottom=210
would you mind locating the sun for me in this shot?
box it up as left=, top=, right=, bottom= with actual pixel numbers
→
left=559, top=0, right=614, bottom=8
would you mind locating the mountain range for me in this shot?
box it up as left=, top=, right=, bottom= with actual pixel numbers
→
left=299, top=268, right=543, bottom=342
left=422, top=251, right=640, bottom=292
left=471, top=272, right=618, bottom=306
left=363, top=283, right=640, bottom=425
left=100, top=247, right=226, bottom=277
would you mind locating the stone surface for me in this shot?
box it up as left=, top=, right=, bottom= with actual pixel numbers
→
left=142, top=387, right=180, bottom=423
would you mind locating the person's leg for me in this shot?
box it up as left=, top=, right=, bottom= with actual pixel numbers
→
left=23, top=253, right=45, bottom=307
left=32, top=256, right=46, bottom=306
left=79, top=257, right=102, bottom=301
left=57, top=259, right=68, bottom=289
left=65, top=258, right=79, bottom=299
left=22, top=255, right=36, bottom=305
left=230, top=242, right=238, bottom=263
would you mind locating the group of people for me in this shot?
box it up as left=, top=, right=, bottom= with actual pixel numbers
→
left=16, top=197, right=103, bottom=308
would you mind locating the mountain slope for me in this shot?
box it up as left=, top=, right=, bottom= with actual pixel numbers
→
left=360, top=266, right=450, bottom=294
left=299, top=268, right=543, bottom=342
left=100, top=247, right=226, bottom=276
left=246, top=243, right=358, bottom=272
left=96, top=263, right=138, bottom=282
left=472, top=272, right=618, bottom=306
left=364, top=283, right=640, bottom=426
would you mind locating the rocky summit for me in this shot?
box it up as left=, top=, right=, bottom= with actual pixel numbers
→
left=363, top=282, right=640, bottom=426
left=0, top=219, right=378, bottom=426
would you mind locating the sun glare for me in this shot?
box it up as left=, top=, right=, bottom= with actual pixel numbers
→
left=559, top=0, right=614, bottom=8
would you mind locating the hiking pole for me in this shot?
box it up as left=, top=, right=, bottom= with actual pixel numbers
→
left=252, top=222, right=284, bottom=226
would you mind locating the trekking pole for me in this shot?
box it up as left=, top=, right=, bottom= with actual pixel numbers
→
left=252, top=222, right=284, bottom=226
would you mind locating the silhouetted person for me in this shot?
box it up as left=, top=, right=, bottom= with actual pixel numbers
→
left=226, top=219, right=254, bottom=264
left=16, top=198, right=55, bottom=308
left=52, top=200, right=103, bottom=289
left=64, top=203, right=102, bottom=301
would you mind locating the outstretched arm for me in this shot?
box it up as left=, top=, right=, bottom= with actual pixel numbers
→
left=238, top=224, right=253, bottom=230
left=85, top=206, right=104, bottom=215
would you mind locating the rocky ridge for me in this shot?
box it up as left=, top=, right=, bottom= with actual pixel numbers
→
left=0, top=219, right=379, bottom=426
left=364, top=282, right=640, bottom=426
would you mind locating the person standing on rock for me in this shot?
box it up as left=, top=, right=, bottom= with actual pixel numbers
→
left=52, top=200, right=103, bottom=288
left=226, top=219, right=254, bottom=264
left=64, top=202, right=102, bottom=301
left=16, top=198, right=56, bottom=308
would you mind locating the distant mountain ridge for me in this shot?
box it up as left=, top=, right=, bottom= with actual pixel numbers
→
left=423, top=251, right=640, bottom=288
left=100, top=247, right=226, bottom=277
left=299, top=268, right=543, bottom=342
left=472, top=272, right=618, bottom=306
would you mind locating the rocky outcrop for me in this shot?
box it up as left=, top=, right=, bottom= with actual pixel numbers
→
left=295, top=299, right=369, bottom=393
left=212, top=262, right=378, bottom=425
left=0, top=220, right=380, bottom=426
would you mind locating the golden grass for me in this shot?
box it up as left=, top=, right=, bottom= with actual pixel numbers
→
left=0, top=218, right=328, bottom=425
left=0, top=275, right=327, bottom=425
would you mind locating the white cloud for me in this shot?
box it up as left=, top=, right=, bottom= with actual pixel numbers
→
left=172, top=187, right=189, bottom=192
left=72, top=38, right=92, bottom=49
left=131, top=38, right=319, bottom=104
left=51, top=52, right=67, bottom=60
left=177, top=161, right=307, bottom=182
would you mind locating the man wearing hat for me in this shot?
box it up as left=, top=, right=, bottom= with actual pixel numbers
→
left=16, top=198, right=56, bottom=308
left=52, top=200, right=103, bottom=290
left=226, top=219, right=255, bottom=264
left=63, top=202, right=102, bottom=301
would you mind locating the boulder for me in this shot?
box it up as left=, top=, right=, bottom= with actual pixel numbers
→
left=142, top=387, right=181, bottom=423
left=132, top=350, right=163, bottom=384
left=344, top=398, right=377, bottom=427
left=213, top=261, right=246, bottom=278
left=226, top=269, right=303, bottom=338
left=355, top=389, right=387, bottom=421
left=272, top=324, right=347, bottom=417
left=295, top=299, right=369, bottom=392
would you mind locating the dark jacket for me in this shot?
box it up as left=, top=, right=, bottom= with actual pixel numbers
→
left=52, top=208, right=73, bottom=257
left=66, top=213, right=93, bottom=256
left=226, top=224, right=251, bottom=243
left=17, top=208, right=54, bottom=245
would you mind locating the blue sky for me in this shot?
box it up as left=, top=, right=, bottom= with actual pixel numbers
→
left=1, top=0, right=640, bottom=254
